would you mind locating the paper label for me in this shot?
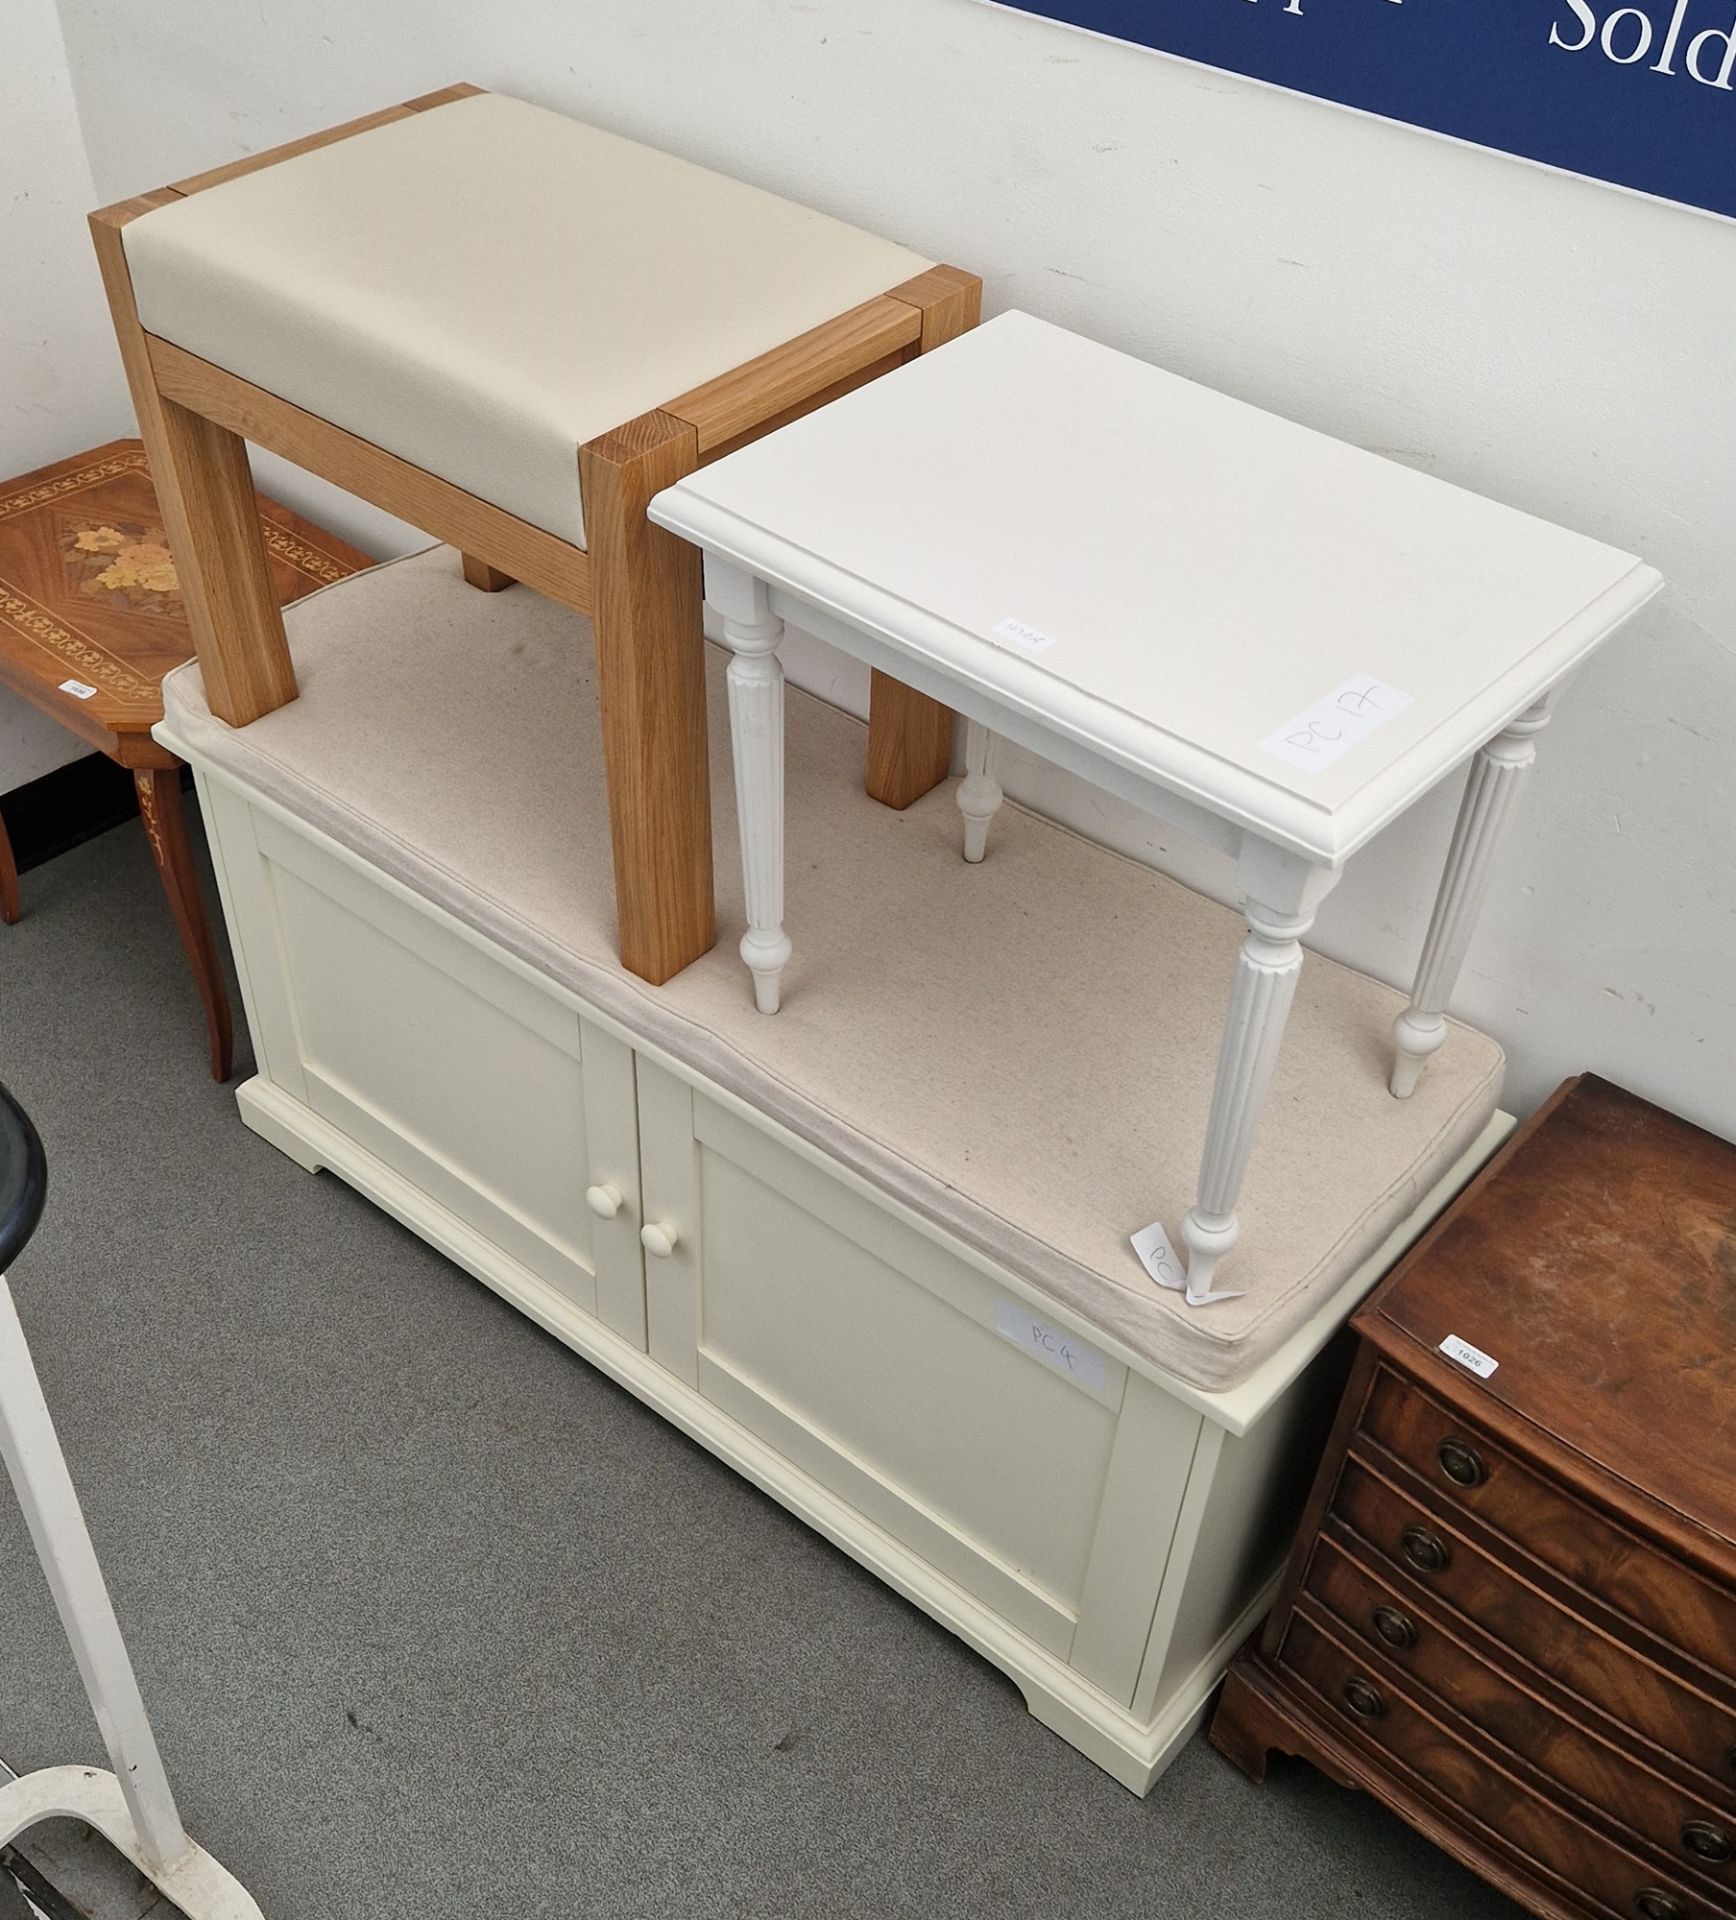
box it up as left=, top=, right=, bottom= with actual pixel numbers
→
left=993, top=616, right=1058, bottom=655
left=1439, top=1333, right=1499, bottom=1380
left=1261, top=675, right=1413, bottom=774
left=995, top=1300, right=1108, bottom=1390
left=1130, top=1219, right=1188, bottom=1293
left=58, top=679, right=97, bottom=700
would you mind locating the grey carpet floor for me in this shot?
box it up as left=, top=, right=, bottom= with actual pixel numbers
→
left=0, top=805, right=1524, bottom=1919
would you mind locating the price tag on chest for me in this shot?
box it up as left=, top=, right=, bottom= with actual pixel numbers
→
left=995, top=1300, right=1108, bottom=1391
left=1439, top=1333, right=1499, bottom=1380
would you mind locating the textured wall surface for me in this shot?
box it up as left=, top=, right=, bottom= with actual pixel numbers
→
left=0, top=0, right=132, bottom=789
left=46, top=0, right=1736, bottom=1130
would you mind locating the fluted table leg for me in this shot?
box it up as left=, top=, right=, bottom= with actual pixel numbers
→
left=1391, top=697, right=1552, bottom=1098
left=708, top=558, right=792, bottom=1014
left=1179, top=851, right=1338, bottom=1305
left=957, top=718, right=1003, bottom=864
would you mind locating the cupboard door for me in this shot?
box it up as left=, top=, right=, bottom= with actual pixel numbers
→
left=636, top=1058, right=1195, bottom=1685
left=236, top=804, right=646, bottom=1341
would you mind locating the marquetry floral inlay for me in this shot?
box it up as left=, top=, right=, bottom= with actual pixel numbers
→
left=63, top=520, right=183, bottom=614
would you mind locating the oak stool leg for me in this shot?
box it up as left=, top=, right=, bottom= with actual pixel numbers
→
left=957, top=719, right=1003, bottom=864
left=135, top=769, right=234, bottom=1082
left=460, top=553, right=516, bottom=592
left=1180, top=853, right=1339, bottom=1305
left=0, top=810, right=20, bottom=926
left=708, top=559, right=792, bottom=1014
left=580, top=413, right=715, bottom=987
left=1391, top=697, right=1552, bottom=1098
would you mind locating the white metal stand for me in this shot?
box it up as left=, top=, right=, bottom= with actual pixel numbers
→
left=0, top=1274, right=263, bottom=1919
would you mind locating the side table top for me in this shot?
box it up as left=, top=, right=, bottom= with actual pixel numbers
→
left=1360, top=1075, right=1736, bottom=1578
left=651, top=312, right=1660, bottom=862
left=0, top=439, right=372, bottom=766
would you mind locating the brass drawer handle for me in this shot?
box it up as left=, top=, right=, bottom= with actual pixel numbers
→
left=1682, top=1821, right=1732, bottom=1865
left=1634, top=1891, right=1688, bottom=1920
left=1341, top=1675, right=1386, bottom=1722
left=1437, top=1438, right=1487, bottom=1488
left=1371, top=1605, right=1417, bottom=1652
left=1400, top=1525, right=1450, bottom=1575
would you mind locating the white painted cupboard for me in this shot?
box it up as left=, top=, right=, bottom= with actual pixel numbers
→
left=161, top=547, right=1509, bottom=1793
left=183, top=752, right=1497, bottom=1794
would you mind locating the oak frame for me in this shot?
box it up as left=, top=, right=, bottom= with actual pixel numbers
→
left=90, top=82, right=979, bottom=984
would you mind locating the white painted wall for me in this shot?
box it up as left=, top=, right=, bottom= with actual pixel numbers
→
left=0, top=0, right=133, bottom=789
left=47, top=0, right=1736, bottom=1135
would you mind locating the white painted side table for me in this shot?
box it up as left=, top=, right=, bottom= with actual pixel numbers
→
left=648, top=312, right=1659, bottom=1304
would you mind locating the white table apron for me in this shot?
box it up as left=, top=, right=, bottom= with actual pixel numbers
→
left=702, top=553, right=1554, bottom=1308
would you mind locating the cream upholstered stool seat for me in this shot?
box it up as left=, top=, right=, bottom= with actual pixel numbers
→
left=91, top=84, right=977, bottom=984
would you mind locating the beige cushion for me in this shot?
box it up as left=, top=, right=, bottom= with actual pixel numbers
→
left=160, top=547, right=1504, bottom=1393
left=123, top=92, right=932, bottom=546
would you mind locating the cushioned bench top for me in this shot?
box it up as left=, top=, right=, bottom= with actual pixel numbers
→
left=161, top=547, right=1503, bottom=1394
left=123, top=91, right=932, bottom=546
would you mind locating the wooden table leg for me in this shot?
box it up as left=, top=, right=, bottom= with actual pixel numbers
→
left=1179, top=847, right=1339, bottom=1305
left=580, top=411, right=715, bottom=987
left=134, top=769, right=233, bottom=1082
left=1391, top=697, right=1552, bottom=1098
left=0, top=809, right=19, bottom=926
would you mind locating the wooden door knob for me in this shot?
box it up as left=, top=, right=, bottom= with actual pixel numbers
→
left=640, top=1222, right=680, bottom=1259
left=586, top=1183, right=623, bottom=1220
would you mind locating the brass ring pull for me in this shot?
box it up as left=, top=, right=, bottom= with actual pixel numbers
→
left=1633, top=1890, right=1687, bottom=1920
left=1341, top=1675, right=1385, bottom=1722
left=1400, top=1525, right=1450, bottom=1575
left=1437, top=1438, right=1487, bottom=1488
left=1371, top=1605, right=1417, bottom=1652
left=1682, top=1821, right=1732, bottom=1865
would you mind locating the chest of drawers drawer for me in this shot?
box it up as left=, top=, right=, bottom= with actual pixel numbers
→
left=1277, top=1608, right=1736, bottom=1920
left=1330, top=1452, right=1736, bottom=1800
left=1304, top=1533, right=1736, bottom=1891
left=1362, top=1368, right=1736, bottom=1690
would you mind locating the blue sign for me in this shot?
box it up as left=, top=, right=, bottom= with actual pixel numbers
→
left=982, top=0, right=1735, bottom=222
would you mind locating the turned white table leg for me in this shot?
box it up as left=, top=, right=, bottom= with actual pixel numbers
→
left=707, top=558, right=792, bottom=1014
left=1179, top=851, right=1338, bottom=1305
left=1391, top=696, right=1553, bottom=1098
left=957, top=718, right=1004, bottom=864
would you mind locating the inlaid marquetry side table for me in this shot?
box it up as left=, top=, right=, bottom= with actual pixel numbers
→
left=0, top=439, right=370, bottom=1079
left=648, top=312, right=1662, bottom=1305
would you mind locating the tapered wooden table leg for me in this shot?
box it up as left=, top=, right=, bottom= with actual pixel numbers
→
left=134, top=769, right=233, bottom=1082
left=0, top=811, right=19, bottom=926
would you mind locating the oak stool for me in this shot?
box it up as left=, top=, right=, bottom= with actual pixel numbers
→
left=90, top=85, right=978, bottom=983
left=649, top=312, right=1660, bottom=1304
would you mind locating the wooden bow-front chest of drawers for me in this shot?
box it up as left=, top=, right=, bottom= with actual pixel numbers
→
left=1211, top=1076, right=1736, bottom=1920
